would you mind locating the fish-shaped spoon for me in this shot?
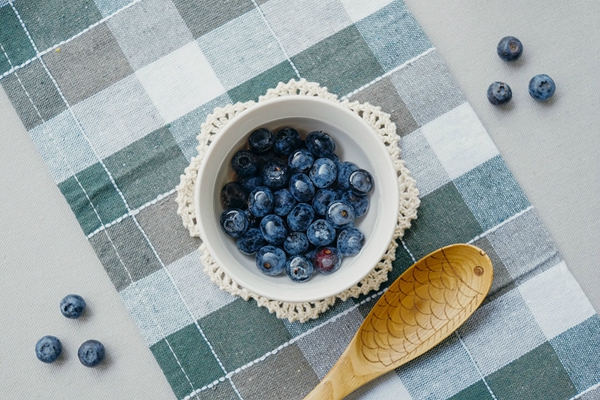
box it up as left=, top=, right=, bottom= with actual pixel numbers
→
left=304, top=243, right=493, bottom=399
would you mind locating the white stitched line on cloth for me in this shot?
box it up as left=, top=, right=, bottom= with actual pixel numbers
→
left=182, top=213, right=537, bottom=398
left=341, top=47, right=436, bottom=100
left=454, top=331, right=498, bottom=400
left=9, top=6, right=242, bottom=398
left=570, top=382, right=600, bottom=399
left=86, top=188, right=177, bottom=239
left=250, top=0, right=301, bottom=79
left=1, top=41, right=199, bottom=396
left=467, top=205, right=534, bottom=244
left=183, top=286, right=391, bottom=400
left=0, top=0, right=144, bottom=81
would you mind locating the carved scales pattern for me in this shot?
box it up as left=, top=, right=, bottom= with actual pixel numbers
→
left=360, top=250, right=485, bottom=367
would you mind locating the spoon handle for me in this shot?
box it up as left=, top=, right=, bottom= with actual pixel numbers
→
left=303, top=340, right=382, bottom=400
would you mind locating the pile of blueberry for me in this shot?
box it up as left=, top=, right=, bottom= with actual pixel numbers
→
left=487, top=36, right=556, bottom=105
left=219, top=127, right=374, bottom=283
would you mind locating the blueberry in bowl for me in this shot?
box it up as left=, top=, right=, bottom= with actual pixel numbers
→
left=195, top=96, right=399, bottom=303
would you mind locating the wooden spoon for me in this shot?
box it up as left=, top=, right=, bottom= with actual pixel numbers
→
left=304, top=243, right=493, bottom=400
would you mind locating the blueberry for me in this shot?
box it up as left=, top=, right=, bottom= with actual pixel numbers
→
left=260, top=214, right=288, bottom=245
left=312, top=189, right=340, bottom=216
left=305, top=131, right=336, bottom=157
left=497, top=36, right=523, bottom=61
left=307, top=219, right=336, bottom=246
left=285, top=255, right=314, bottom=282
left=35, top=335, right=62, bottom=363
left=288, top=148, right=314, bottom=173
left=312, top=247, right=342, bottom=274
left=221, top=181, right=248, bottom=209
left=336, top=161, right=359, bottom=189
left=255, top=245, right=286, bottom=275
left=487, top=82, right=512, bottom=105
left=220, top=209, right=249, bottom=238
left=237, top=175, right=263, bottom=193
left=60, top=294, right=86, bottom=319
left=341, top=190, right=369, bottom=218
left=236, top=228, right=267, bottom=255
left=274, top=127, right=302, bottom=156
left=283, top=232, right=310, bottom=255
left=287, top=203, right=315, bottom=232
left=245, top=209, right=260, bottom=227
left=349, top=169, right=373, bottom=195
left=273, top=188, right=296, bottom=216
left=309, top=158, right=337, bottom=188
left=261, top=158, right=290, bottom=189
left=248, top=127, right=274, bottom=154
left=289, top=173, right=316, bottom=202
left=326, top=200, right=355, bottom=229
left=529, top=74, right=556, bottom=101
left=337, top=227, right=365, bottom=257
left=78, top=340, right=105, bottom=367
left=248, top=186, right=274, bottom=217
left=231, top=150, right=258, bottom=177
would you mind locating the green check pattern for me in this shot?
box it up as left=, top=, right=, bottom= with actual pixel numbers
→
left=2, top=0, right=599, bottom=399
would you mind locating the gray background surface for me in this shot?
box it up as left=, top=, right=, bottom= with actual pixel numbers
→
left=1, top=0, right=598, bottom=398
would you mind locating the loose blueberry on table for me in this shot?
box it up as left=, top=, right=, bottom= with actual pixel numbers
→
left=496, top=36, right=523, bottom=61
left=35, top=335, right=62, bottom=363
left=78, top=339, right=105, bottom=367
left=487, top=81, right=513, bottom=105
left=60, top=294, right=86, bottom=319
left=528, top=74, right=556, bottom=101
left=219, top=128, right=375, bottom=282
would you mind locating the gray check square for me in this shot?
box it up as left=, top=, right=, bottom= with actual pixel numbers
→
left=349, top=76, right=418, bottom=137
left=1, top=60, right=66, bottom=130
left=88, top=217, right=163, bottom=291
left=107, top=0, right=194, bottom=70
left=232, top=344, right=319, bottom=400
left=136, top=192, right=200, bottom=266
left=42, top=22, right=133, bottom=105
left=172, top=0, right=254, bottom=39
left=390, top=50, right=465, bottom=127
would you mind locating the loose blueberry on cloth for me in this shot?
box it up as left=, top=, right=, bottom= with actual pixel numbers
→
left=529, top=74, right=556, bottom=101
left=497, top=36, right=523, bottom=61
left=78, top=340, right=105, bottom=368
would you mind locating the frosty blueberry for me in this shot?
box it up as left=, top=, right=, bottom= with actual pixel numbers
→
left=288, top=148, right=314, bottom=173
left=231, top=150, right=258, bottom=177
left=326, top=201, right=355, bottom=229
left=348, top=169, right=373, bottom=195
left=261, top=158, right=290, bottom=189
left=287, top=203, right=315, bottom=232
left=60, top=294, right=86, bottom=319
left=341, top=190, right=369, bottom=218
left=35, top=336, right=62, bottom=363
left=274, top=127, right=302, bottom=156
left=305, top=131, right=335, bottom=157
left=283, top=232, right=310, bottom=256
left=248, top=127, right=274, bottom=154
left=487, top=81, right=512, bottom=105
left=260, top=214, right=288, bottom=245
left=307, top=219, right=336, bottom=246
left=336, top=161, right=359, bottom=189
left=78, top=340, right=105, bottom=368
left=289, top=173, right=316, bottom=202
left=309, top=158, right=337, bottom=189
left=256, top=245, right=287, bottom=275
left=220, top=209, right=249, bottom=238
left=273, top=188, right=296, bottom=217
left=337, top=227, right=365, bottom=257
left=248, top=186, right=274, bottom=217
left=286, top=255, right=314, bottom=282
left=236, top=228, right=267, bottom=255
left=529, top=74, right=556, bottom=101
left=497, top=36, right=523, bottom=61
left=312, top=189, right=340, bottom=216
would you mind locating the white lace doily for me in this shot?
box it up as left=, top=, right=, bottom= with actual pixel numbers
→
left=176, top=79, right=419, bottom=322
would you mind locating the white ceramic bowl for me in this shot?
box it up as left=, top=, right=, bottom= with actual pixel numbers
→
left=195, top=96, right=399, bottom=303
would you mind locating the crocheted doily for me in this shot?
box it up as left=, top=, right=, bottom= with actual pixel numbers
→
left=176, top=79, right=419, bottom=322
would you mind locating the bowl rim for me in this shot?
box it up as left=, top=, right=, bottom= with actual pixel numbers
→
left=194, top=95, right=399, bottom=302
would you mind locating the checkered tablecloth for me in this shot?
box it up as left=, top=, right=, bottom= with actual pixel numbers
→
left=2, top=0, right=599, bottom=399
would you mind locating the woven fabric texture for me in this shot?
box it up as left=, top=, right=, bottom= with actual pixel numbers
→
left=1, top=0, right=599, bottom=399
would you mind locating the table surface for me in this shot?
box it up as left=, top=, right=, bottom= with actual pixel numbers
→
left=1, top=0, right=598, bottom=398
